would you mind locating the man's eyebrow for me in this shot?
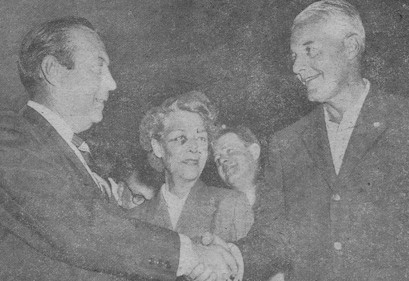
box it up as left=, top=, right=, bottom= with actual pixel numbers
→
left=303, top=40, right=314, bottom=46
left=167, top=129, right=184, bottom=134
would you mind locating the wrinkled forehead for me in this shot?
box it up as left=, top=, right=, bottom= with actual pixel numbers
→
left=291, top=18, right=344, bottom=48
left=214, top=132, right=246, bottom=150
left=292, top=14, right=347, bottom=42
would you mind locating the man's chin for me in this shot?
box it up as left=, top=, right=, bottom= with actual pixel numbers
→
left=91, top=112, right=104, bottom=123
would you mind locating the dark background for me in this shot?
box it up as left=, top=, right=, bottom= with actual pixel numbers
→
left=2, top=0, right=409, bottom=186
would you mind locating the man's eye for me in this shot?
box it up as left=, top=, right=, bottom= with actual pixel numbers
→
left=91, top=64, right=103, bottom=74
left=170, top=135, right=187, bottom=144
left=307, top=47, right=318, bottom=58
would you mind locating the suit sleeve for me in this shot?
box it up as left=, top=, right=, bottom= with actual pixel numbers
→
left=0, top=139, right=180, bottom=280
left=214, top=191, right=254, bottom=242
left=230, top=193, right=253, bottom=241
left=235, top=135, right=292, bottom=281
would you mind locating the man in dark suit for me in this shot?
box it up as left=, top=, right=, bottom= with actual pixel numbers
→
left=0, top=17, right=235, bottom=281
left=204, top=0, right=409, bottom=280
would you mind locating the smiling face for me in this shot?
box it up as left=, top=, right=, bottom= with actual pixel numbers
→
left=153, top=110, right=209, bottom=184
left=290, top=19, right=351, bottom=104
left=213, top=132, right=257, bottom=188
left=56, top=27, right=117, bottom=132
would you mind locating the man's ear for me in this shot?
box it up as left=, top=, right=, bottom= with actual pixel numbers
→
left=248, top=143, right=261, bottom=161
left=40, top=55, right=65, bottom=86
left=151, top=139, right=164, bottom=158
left=343, top=33, right=361, bottom=60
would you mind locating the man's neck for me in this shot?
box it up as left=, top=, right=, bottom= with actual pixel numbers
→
left=325, top=77, right=366, bottom=123
left=231, top=178, right=257, bottom=204
left=33, top=96, right=85, bottom=134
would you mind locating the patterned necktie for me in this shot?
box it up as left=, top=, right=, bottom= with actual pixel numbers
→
left=72, top=134, right=110, bottom=196
left=71, top=134, right=96, bottom=169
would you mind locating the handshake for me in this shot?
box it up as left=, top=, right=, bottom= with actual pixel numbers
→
left=186, top=232, right=243, bottom=281
left=107, top=173, right=243, bottom=281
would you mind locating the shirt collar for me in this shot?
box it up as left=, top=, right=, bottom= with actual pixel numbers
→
left=324, top=78, right=370, bottom=127
left=27, top=100, right=74, bottom=144
left=161, top=183, right=190, bottom=206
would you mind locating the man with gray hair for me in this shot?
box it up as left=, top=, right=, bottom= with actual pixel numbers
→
left=202, top=0, right=409, bottom=280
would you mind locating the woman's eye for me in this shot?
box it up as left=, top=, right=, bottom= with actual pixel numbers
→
left=177, top=136, right=187, bottom=144
left=170, top=135, right=187, bottom=144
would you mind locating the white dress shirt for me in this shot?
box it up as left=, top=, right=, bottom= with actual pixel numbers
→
left=27, top=101, right=103, bottom=189
left=324, top=79, right=370, bottom=174
left=27, top=101, right=197, bottom=276
left=161, top=183, right=190, bottom=230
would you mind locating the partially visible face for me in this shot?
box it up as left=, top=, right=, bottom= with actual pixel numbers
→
left=58, top=27, right=117, bottom=132
left=290, top=19, right=350, bottom=103
left=213, top=132, right=256, bottom=188
left=158, top=110, right=208, bottom=183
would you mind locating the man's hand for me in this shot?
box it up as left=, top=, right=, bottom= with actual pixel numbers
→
left=187, top=241, right=239, bottom=281
left=201, top=233, right=243, bottom=281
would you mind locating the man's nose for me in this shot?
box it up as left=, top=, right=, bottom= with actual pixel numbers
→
left=103, top=67, right=117, bottom=91
left=219, top=154, right=229, bottom=164
left=292, top=55, right=306, bottom=75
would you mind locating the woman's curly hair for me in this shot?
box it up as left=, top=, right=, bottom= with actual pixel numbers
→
left=139, top=91, right=218, bottom=171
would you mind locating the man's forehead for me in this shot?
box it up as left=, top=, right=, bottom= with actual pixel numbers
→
left=291, top=17, right=344, bottom=44
left=215, top=133, right=245, bottom=149
left=69, top=27, right=109, bottom=61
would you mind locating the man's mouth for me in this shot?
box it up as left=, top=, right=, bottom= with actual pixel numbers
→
left=222, top=163, right=237, bottom=176
left=182, top=159, right=199, bottom=165
left=300, top=73, right=321, bottom=85
left=94, top=100, right=105, bottom=109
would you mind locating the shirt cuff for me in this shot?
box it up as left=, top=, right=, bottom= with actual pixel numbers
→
left=177, top=233, right=199, bottom=276
left=228, top=243, right=244, bottom=281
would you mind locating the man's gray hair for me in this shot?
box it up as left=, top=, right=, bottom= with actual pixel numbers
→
left=293, top=0, right=365, bottom=55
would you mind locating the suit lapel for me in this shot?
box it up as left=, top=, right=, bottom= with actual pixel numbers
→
left=338, top=87, right=387, bottom=179
left=22, top=106, right=97, bottom=189
left=176, top=180, right=216, bottom=235
left=149, top=191, right=174, bottom=230
left=302, top=106, right=337, bottom=189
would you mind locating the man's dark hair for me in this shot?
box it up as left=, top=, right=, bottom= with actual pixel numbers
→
left=18, top=16, right=95, bottom=98
left=213, top=125, right=260, bottom=148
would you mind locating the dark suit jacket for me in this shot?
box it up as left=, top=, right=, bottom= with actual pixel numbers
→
left=134, top=180, right=253, bottom=242
left=238, top=83, right=409, bottom=280
left=0, top=106, right=180, bottom=281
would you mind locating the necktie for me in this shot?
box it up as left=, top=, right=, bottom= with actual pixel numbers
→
left=71, top=134, right=96, bottom=170
left=71, top=134, right=110, bottom=196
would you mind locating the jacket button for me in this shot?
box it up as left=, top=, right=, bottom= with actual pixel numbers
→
left=334, top=242, right=342, bottom=250
left=165, top=261, right=171, bottom=269
left=148, top=258, right=154, bottom=264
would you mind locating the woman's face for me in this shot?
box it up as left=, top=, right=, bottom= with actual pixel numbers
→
left=154, top=110, right=209, bottom=183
